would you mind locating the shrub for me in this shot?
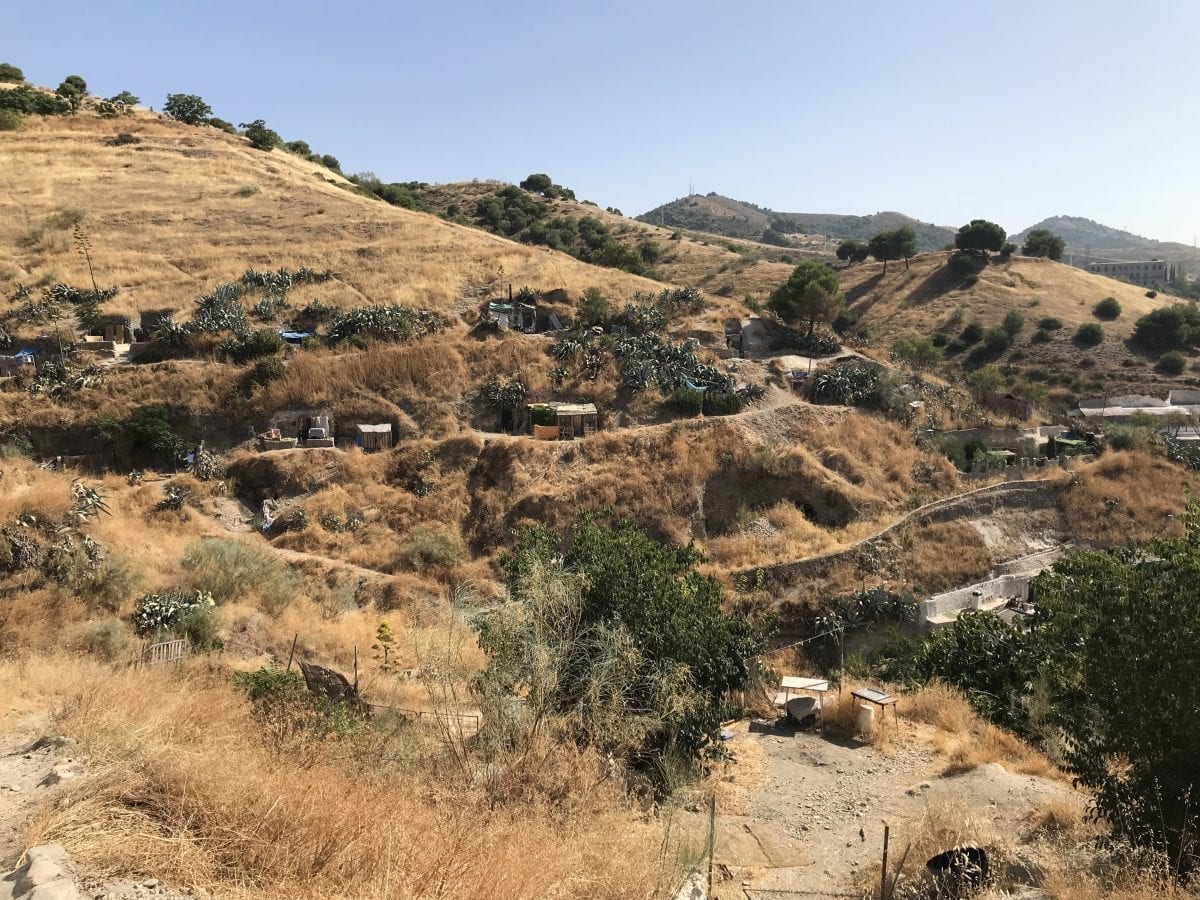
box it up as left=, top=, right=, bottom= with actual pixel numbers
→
left=320, top=154, right=340, bottom=171
left=1037, top=317, right=1063, bottom=330
left=109, top=90, right=139, bottom=106
left=1132, top=304, right=1200, bottom=351
left=327, top=305, right=446, bottom=344
left=1093, top=297, right=1121, bottom=320
left=1146, top=289, right=1158, bottom=298
left=0, top=85, right=72, bottom=115
left=207, top=116, right=237, bottom=134
left=249, top=356, right=285, bottom=386
left=163, top=93, right=212, bottom=125
left=1001, top=310, right=1025, bottom=337
left=1031, top=328, right=1052, bottom=344
left=223, top=328, right=283, bottom=364
left=1000, top=242, right=1017, bottom=258
left=182, top=538, right=300, bottom=613
left=948, top=250, right=985, bottom=275
left=240, top=119, right=281, bottom=151
left=578, top=287, right=609, bottom=326
left=0, top=109, right=21, bottom=131
left=703, top=392, right=744, bottom=416
left=78, top=618, right=132, bottom=661
left=62, top=74, right=87, bottom=94
left=1074, top=322, right=1104, bottom=346
left=132, top=588, right=215, bottom=636
left=891, top=335, right=943, bottom=369
left=668, top=388, right=704, bottom=416
left=960, top=321, right=984, bottom=344
left=982, top=327, right=1011, bottom=353
left=235, top=182, right=260, bottom=197
left=105, top=131, right=140, bottom=146
left=0, top=62, right=23, bottom=83
left=1157, top=351, right=1187, bottom=375
left=397, top=526, right=465, bottom=574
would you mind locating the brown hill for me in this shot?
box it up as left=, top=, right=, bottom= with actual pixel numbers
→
left=841, top=251, right=1194, bottom=400
left=0, top=114, right=665, bottom=322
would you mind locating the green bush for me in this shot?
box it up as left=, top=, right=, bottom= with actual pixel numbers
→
left=1093, top=296, right=1122, bottom=320
left=0, top=109, right=22, bottom=131
left=960, top=321, right=984, bottom=344
left=578, top=287, right=610, bottom=326
left=62, top=74, right=87, bottom=94
left=948, top=249, right=986, bottom=276
left=891, top=335, right=943, bottom=369
left=982, top=327, right=1011, bottom=353
left=163, top=93, right=212, bottom=124
left=1157, top=351, right=1187, bottom=375
left=703, top=392, right=744, bottom=416
left=0, top=62, right=23, bottom=83
left=224, top=328, right=283, bottom=364
left=1037, top=317, right=1063, bottom=330
left=1074, top=322, right=1104, bottom=346
left=668, top=388, right=704, bottom=416
left=1001, top=310, right=1025, bottom=337
left=182, top=538, right=299, bottom=613
left=77, top=618, right=132, bottom=661
left=132, top=588, right=215, bottom=636
left=240, top=119, right=281, bottom=151
left=1031, top=328, right=1052, bottom=344
left=0, top=85, right=72, bottom=115
left=1132, top=304, right=1200, bottom=351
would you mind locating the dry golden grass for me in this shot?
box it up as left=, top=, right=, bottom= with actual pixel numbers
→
left=1057, top=450, right=1200, bottom=545
left=0, top=113, right=664, bottom=331
left=1, top=657, right=690, bottom=899
left=900, top=682, right=1060, bottom=778
left=840, top=251, right=1188, bottom=394
left=1025, top=797, right=1094, bottom=840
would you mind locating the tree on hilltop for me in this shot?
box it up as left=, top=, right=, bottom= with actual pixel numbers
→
left=836, top=239, right=869, bottom=265
left=163, top=93, right=212, bottom=125
left=62, top=74, right=87, bottom=94
left=868, top=226, right=918, bottom=273
left=519, top=173, right=553, bottom=193
left=768, top=260, right=843, bottom=335
left=0, top=63, right=24, bottom=83
left=955, top=219, right=1007, bottom=255
left=1021, top=229, right=1065, bottom=261
left=240, top=119, right=281, bottom=151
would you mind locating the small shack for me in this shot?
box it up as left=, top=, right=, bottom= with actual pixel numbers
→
left=267, top=408, right=335, bottom=448
left=88, top=315, right=133, bottom=344
left=482, top=301, right=537, bottom=333
left=354, top=423, right=393, bottom=452
left=0, top=349, right=37, bottom=378
left=529, top=402, right=599, bottom=440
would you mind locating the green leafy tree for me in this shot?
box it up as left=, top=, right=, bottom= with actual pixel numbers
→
left=1021, top=229, right=1065, bottom=260
left=163, top=93, right=212, bottom=125
left=836, top=239, right=870, bottom=265
left=922, top=610, right=1031, bottom=731
left=55, top=81, right=83, bottom=110
left=768, top=260, right=844, bottom=335
left=285, top=139, right=312, bottom=157
left=240, top=119, right=281, bottom=151
left=485, top=518, right=762, bottom=778
left=1030, top=505, right=1200, bottom=863
left=868, top=226, right=917, bottom=273
left=62, top=74, right=87, bottom=94
left=1133, top=305, right=1200, bottom=351
left=0, top=63, right=24, bottom=83
left=519, top=173, right=553, bottom=193
left=109, top=91, right=140, bottom=107
left=320, top=154, right=341, bottom=171
left=955, top=219, right=1007, bottom=255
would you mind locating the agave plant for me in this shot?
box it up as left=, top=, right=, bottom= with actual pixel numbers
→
left=70, top=480, right=111, bottom=522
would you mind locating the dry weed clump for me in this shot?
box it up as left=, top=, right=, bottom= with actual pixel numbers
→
left=900, top=682, right=1059, bottom=778
left=1058, top=451, right=1200, bottom=545
left=1025, top=797, right=1093, bottom=840
left=8, top=658, right=687, bottom=899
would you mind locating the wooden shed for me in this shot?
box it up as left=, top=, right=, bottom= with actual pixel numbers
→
left=355, top=423, right=393, bottom=452
left=529, top=402, right=599, bottom=440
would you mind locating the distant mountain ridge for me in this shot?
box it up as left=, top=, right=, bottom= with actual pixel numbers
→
left=637, top=193, right=957, bottom=252
left=1013, top=215, right=1200, bottom=269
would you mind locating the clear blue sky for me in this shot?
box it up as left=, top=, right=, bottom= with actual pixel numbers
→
left=10, top=0, right=1200, bottom=242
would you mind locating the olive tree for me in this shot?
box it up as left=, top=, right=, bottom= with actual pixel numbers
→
left=768, top=260, right=844, bottom=335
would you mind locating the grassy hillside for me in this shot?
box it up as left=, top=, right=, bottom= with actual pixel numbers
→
left=638, top=193, right=956, bottom=251
left=409, top=180, right=804, bottom=305
left=841, top=252, right=1193, bottom=400
left=0, top=113, right=666, bottom=321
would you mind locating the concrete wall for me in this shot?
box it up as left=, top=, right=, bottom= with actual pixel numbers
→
left=919, top=574, right=1031, bottom=626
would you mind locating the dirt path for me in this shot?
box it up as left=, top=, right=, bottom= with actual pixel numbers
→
left=0, top=733, right=77, bottom=871
left=704, top=719, right=1080, bottom=898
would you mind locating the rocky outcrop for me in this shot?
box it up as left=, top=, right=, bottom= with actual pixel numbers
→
left=1, top=844, right=83, bottom=900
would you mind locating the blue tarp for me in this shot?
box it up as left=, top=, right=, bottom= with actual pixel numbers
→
left=682, top=379, right=708, bottom=393
left=279, top=331, right=313, bottom=342
left=15, top=349, right=36, bottom=360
